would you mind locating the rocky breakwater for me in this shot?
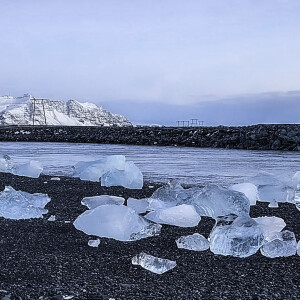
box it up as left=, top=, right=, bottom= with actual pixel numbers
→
left=0, top=124, right=299, bottom=151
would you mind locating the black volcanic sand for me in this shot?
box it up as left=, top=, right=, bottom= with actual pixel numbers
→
left=0, top=173, right=299, bottom=300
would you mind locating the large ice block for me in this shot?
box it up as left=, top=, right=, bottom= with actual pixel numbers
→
left=12, top=160, right=43, bottom=178
left=260, top=230, right=297, bottom=258
left=190, top=185, right=250, bottom=219
left=73, top=205, right=160, bottom=241
left=209, top=214, right=264, bottom=257
left=230, top=183, right=258, bottom=206
left=253, top=216, right=286, bottom=242
left=0, top=186, right=50, bottom=219
left=176, top=233, right=209, bottom=251
left=145, top=204, right=201, bottom=227
left=81, top=195, right=125, bottom=209
left=101, top=161, right=143, bottom=189
left=132, top=252, right=176, bottom=274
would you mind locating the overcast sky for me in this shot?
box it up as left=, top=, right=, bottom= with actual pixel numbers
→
left=1, top=0, right=300, bottom=124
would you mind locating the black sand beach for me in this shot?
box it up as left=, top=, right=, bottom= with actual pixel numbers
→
left=0, top=173, right=299, bottom=300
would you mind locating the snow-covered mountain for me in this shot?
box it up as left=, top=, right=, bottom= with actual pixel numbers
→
left=0, top=94, right=132, bottom=126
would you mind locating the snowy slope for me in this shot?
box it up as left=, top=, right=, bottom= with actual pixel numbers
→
left=0, top=94, right=132, bottom=126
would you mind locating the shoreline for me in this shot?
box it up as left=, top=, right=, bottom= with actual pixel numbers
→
left=0, top=173, right=299, bottom=299
left=0, top=124, right=300, bottom=151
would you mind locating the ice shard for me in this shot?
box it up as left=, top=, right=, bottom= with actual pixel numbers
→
left=145, top=204, right=201, bottom=227
left=190, top=185, right=250, bottom=219
left=88, top=239, right=101, bottom=247
left=81, top=195, right=125, bottom=209
left=209, top=214, right=264, bottom=257
left=260, top=230, right=297, bottom=258
left=230, top=183, right=258, bottom=206
left=0, top=186, right=50, bottom=219
left=12, top=160, right=43, bottom=178
left=127, top=198, right=149, bottom=214
left=132, top=252, right=176, bottom=274
left=253, top=216, right=286, bottom=242
left=73, top=205, right=160, bottom=241
left=176, top=233, right=209, bottom=251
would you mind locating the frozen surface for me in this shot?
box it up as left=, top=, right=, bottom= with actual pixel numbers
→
left=132, top=252, right=176, bottom=274
left=260, top=230, right=297, bottom=258
left=0, top=186, right=50, bottom=219
left=81, top=195, right=125, bottom=209
left=190, top=185, right=250, bottom=219
left=12, top=160, right=43, bottom=178
left=101, top=161, right=143, bottom=189
left=230, top=183, right=258, bottom=205
left=176, top=233, right=210, bottom=251
left=1, top=142, right=300, bottom=185
left=253, top=216, right=286, bottom=242
left=209, top=214, right=264, bottom=257
left=127, top=198, right=149, bottom=214
left=73, top=205, right=161, bottom=241
left=88, top=239, right=100, bottom=247
left=145, top=204, right=201, bottom=227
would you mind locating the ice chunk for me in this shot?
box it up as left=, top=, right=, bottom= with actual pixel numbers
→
left=101, top=161, right=143, bottom=189
left=73, top=205, right=160, bottom=241
left=48, top=215, right=56, bottom=221
left=260, top=230, right=297, bottom=258
left=73, top=155, right=126, bottom=182
left=0, top=186, right=50, bottom=219
left=176, top=233, right=209, bottom=251
left=12, top=160, right=43, bottom=178
left=129, top=223, right=162, bottom=241
left=151, top=181, right=190, bottom=205
left=253, top=216, right=286, bottom=241
left=81, top=195, right=125, bottom=209
left=0, top=155, right=13, bottom=172
left=249, top=172, right=295, bottom=204
left=230, top=183, right=258, bottom=205
left=190, top=185, right=250, bottom=219
left=209, top=214, right=264, bottom=257
left=145, top=204, right=201, bottom=227
left=132, top=252, right=176, bottom=274
left=127, top=198, right=149, bottom=214
left=88, top=239, right=100, bottom=247
left=292, top=171, right=300, bottom=188
left=268, top=201, right=279, bottom=208
left=50, top=177, right=61, bottom=181
left=297, top=241, right=300, bottom=256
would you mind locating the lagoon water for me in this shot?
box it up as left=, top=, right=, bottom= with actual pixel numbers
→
left=0, top=142, right=299, bottom=186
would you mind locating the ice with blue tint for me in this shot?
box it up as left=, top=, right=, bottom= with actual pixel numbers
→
left=88, top=239, right=100, bottom=247
left=209, top=214, right=264, bottom=257
left=145, top=204, right=201, bottom=227
left=81, top=195, right=125, bottom=209
left=132, top=252, right=176, bottom=274
left=297, top=241, right=300, bottom=256
left=176, top=233, right=210, bottom=251
left=12, top=160, right=43, bottom=178
left=249, top=172, right=295, bottom=204
left=260, top=230, right=297, bottom=258
left=0, top=155, right=13, bottom=173
left=0, top=186, right=50, bottom=219
left=253, top=216, right=286, bottom=242
left=190, top=185, right=250, bottom=219
left=101, top=161, right=143, bottom=189
left=73, top=204, right=161, bottom=241
left=230, top=183, right=258, bottom=206
left=127, top=198, right=149, bottom=214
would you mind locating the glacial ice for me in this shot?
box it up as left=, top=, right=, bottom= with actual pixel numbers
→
left=81, top=195, right=125, bottom=209
left=88, top=239, right=100, bottom=247
left=0, top=155, right=13, bottom=172
left=253, top=216, right=286, bottom=242
left=12, top=160, right=43, bottom=178
left=297, top=241, right=300, bottom=256
left=209, top=214, right=264, bottom=257
left=48, top=215, right=56, bottom=221
left=127, top=197, right=149, bottom=214
left=0, top=186, right=50, bottom=219
left=176, top=233, right=210, bottom=251
left=145, top=204, right=201, bottom=227
left=101, top=161, right=143, bottom=189
left=260, top=230, right=297, bottom=258
left=230, top=183, right=258, bottom=205
left=73, top=205, right=161, bottom=241
left=132, top=252, right=176, bottom=274
left=249, top=172, right=295, bottom=204
left=190, top=185, right=250, bottom=219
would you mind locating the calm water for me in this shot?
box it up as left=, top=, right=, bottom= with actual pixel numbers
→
left=0, top=142, right=299, bottom=185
